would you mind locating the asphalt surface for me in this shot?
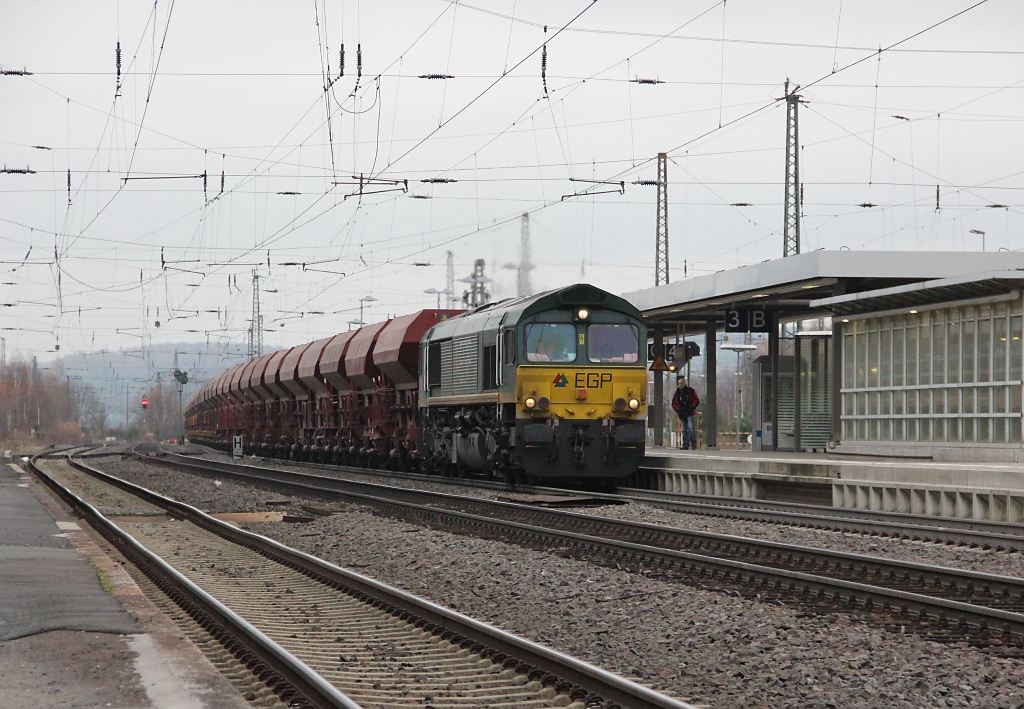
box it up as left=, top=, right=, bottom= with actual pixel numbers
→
left=0, top=461, right=138, bottom=641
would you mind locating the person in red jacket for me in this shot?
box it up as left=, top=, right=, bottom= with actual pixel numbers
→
left=671, top=375, right=700, bottom=450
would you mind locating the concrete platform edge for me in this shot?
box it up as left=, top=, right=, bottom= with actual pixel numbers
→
left=643, top=466, right=1024, bottom=522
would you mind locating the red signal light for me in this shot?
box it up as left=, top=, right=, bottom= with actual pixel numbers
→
left=141, top=398, right=149, bottom=409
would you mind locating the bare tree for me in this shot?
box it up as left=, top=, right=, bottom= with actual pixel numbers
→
left=0, top=356, right=101, bottom=447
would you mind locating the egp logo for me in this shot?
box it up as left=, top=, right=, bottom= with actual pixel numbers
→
left=552, top=373, right=568, bottom=387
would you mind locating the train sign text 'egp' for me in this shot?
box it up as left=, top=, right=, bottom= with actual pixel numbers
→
left=575, top=372, right=612, bottom=389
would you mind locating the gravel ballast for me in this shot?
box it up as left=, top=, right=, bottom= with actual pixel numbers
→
left=198, top=450, right=1024, bottom=580
left=89, top=453, right=1024, bottom=708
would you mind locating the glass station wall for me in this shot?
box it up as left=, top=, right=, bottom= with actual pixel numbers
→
left=842, top=299, right=1023, bottom=445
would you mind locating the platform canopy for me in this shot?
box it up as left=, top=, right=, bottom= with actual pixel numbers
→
left=809, top=269, right=1024, bottom=318
left=622, top=250, right=1024, bottom=452
left=623, top=250, right=1024, bottom=330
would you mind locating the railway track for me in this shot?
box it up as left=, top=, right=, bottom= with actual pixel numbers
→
left=29, top=453, right=694, bottom=709
left=615, top=484, right=1024, bottom=551
left=140, top=448, right=1024, bottom=655
left=196, top=449, right=1024, bottom=552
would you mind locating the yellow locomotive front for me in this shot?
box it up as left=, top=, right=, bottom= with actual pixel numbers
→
left=419, top=284, right=647, bottom=485
left=513, top=304, right=647, bottom=482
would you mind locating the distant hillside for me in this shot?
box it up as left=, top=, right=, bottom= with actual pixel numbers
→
left=52, top=341, right=281, bottom=427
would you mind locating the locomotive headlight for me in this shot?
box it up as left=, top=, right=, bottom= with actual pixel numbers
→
left=613, top=397, right=627, bottom=411
left=576, top=308, right=589, bottom=320
left=537, top=396, right=550, bottom=410
left=628, top=397, right=641, bottom=410
left=524, top=397, right=537, bottom=409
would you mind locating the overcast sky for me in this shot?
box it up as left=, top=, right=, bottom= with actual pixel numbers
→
left=2, top=0, right=1022, bottom=367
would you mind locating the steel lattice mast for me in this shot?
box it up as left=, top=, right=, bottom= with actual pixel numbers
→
left=248, top=270, right=263, bottom=359
left=655, top=152, right=669, bottom=285
left=783, top=80, right=801, bottom=257
left=518, top=212, right=533, bottom=297
left=445, top=251, right=455, bottom=309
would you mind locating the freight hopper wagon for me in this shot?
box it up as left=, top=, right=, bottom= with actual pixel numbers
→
left=184, top=284, right=648, bottom=484
left=186, top=308, right=456, bottom=466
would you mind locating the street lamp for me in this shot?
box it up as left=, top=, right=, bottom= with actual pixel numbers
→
left=969, top=229, right=986, bottom=252
left=424, top=287, right=454, bottom=309
left=721, top=343, right=757, bottom=447
left=358, top=295, right=377, bottom=325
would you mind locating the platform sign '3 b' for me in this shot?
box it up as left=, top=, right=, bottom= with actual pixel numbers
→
left=724, top=308, right=771, bottom=333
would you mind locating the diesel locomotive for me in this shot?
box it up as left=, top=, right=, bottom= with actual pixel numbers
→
left=184, top=283, right=647, bottom=483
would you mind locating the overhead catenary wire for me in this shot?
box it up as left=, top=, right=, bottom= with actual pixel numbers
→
left=3, top=0, right=1017, bottom=357
left=193, top=0, right=602, bottom=286
left=36, top=0, right=458, bottom=336
left=448, top=1, right=1010, bottom=56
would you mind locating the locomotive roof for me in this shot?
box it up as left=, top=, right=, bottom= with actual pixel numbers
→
left=423, top=283, right=642, bottom=341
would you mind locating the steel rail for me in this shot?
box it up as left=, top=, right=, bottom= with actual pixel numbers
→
left=27, top=454, right=360, bottom=709
left=139, top=450, right=1024, bottom=643
left=179, top=446, right=1024, bottom=551
left=62, top=452, right=696, bottom=709
left=150, top=451, right=1024, bottom=590
left=620, top=481, right=1024, bottom=543
left=153, top=450, right=1024, bottom=612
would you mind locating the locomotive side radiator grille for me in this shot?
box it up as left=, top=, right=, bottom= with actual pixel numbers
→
left=450, top=335, right=480, bottom=394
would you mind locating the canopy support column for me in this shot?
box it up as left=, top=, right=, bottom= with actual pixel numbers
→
left=794, top=332, right=802, bottom=452
left=770, top=319, right=780, bottom=451
left=652, top=329, right=664, bottom=446
left=705, top=319, right=717, bottom=449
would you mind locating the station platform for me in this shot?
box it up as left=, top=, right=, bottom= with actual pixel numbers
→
left=634, top=447, right=1024, bottom=523
left=0, top=458, right=249, bottom=708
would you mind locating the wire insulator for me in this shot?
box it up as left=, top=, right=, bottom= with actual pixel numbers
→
left=339, top=43, right=345, bottom=78
left=421, top=178, right=457, bottom=183
left=67, top=169, right=71, bottom=205
left=630, top=77, right=664, bottom=85
left=356, top=44, right=362, bottom=80
left=220, top=170, right=225, bottom=194
left=418, top=74, right=454, bottom=80
left=542, top=25, right=548, bottom=96
left=115, top=42, right=122, bottom=96
left=541, top=45, right=548, bottom=97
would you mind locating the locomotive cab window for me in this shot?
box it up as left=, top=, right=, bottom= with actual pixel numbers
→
left=427, top=342, right=442, bottom=388
left=587, top=324, right=639, bottom=363
left=502, top=328, right=516, bottom=365
left=525, top=323, right=576, bottom=363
